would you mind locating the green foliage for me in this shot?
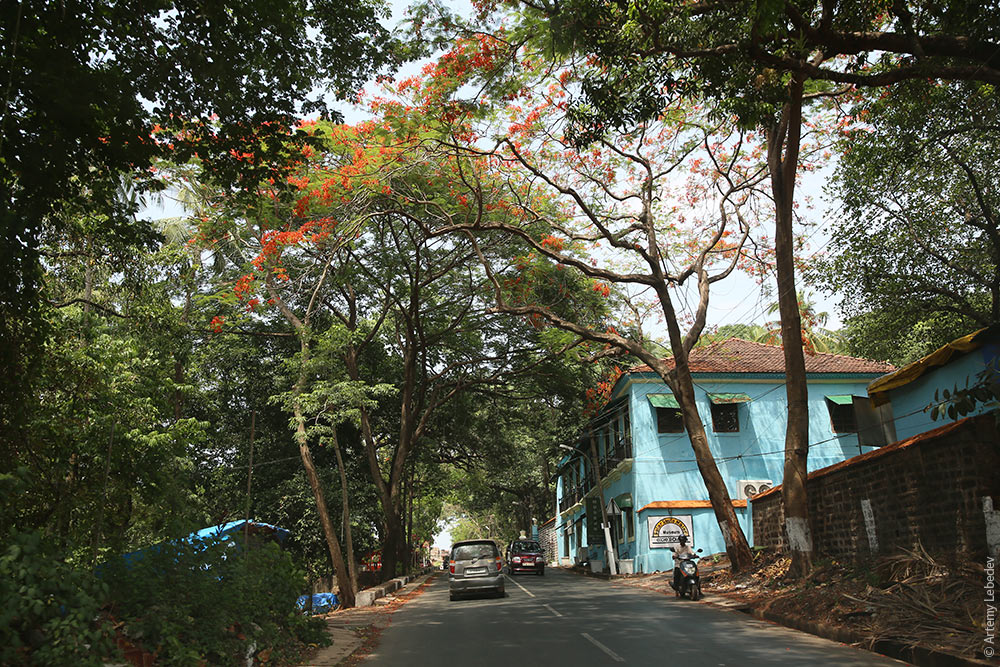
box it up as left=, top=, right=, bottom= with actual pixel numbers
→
left=1, top=0, right=399, bottom=449
left=0, top=529, right=115, bottom=666
left=928, top=365, right=1000, bottom=422
left=814, top=79, right=1000, bottom=362
left=501, top=0, right=999, bottom=143
left=103, top=536, right=327, bottom=666
left=3, top=301, right=210, bottom=556
left=839, top=310, right=975, bottom=366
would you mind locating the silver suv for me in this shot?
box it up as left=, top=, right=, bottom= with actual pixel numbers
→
left=448, top=539, right=505, bottom=601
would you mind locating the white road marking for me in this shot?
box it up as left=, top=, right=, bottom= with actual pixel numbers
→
left=581, top=633, right=625, bottom=663
left=543, top=603, right=562, bottom=617
left=504, top=574, right=535, bottom=598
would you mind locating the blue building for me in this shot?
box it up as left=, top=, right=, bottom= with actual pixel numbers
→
left=867, top=325, right=1000, bottom=442
left=555, top=338, right=894, bottom=573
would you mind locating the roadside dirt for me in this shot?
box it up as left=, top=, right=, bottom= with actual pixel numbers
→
left=616, top=547, right=987, bottom=663
left=298, top=572, right=438, bottom=666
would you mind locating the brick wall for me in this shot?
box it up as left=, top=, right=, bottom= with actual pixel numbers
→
left=751, top=415, right=1000, bottom=561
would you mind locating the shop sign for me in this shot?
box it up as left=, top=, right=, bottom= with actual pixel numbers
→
left=647, top=515, right=694, bottom=549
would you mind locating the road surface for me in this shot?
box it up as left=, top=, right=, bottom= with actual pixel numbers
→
left=361, top=568, right=905, bottom=666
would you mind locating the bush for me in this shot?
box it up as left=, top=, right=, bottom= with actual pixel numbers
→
left=103, top=534, right=328, bottom=665
left=0, top=530, right=115, bottom=666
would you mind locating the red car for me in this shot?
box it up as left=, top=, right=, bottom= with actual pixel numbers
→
left=506, top=539, right=545, bottom=576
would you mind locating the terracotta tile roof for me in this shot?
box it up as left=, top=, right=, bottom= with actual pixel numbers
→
left=629, top=338, right=895, bottom=376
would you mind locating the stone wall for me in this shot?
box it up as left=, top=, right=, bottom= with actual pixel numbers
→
left=751, top=415, right=1000, bottom=561
left=539, top=518, right=558, bottom=564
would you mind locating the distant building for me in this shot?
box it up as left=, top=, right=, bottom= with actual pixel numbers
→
left=555, top=338, right=894, bottom=573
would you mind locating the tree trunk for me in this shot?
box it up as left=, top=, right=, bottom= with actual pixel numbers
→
left=405, top=466, right=414, bottom=571
left=655, top=291, right=754, bottom=572
left=672, top=360, right=754, bottom=571
left=331, top=427, right=358, bottom=595
left=172, top=285, right=191, bottom=421
left=292, top=339, right=356, bottom=607
left=83, top=237, right=94, bottom=330
left=380, top=509, right=404, bottom=579
left=767, top=74, right=813, bottom=578
left=345, top=344, right=408, bottom=582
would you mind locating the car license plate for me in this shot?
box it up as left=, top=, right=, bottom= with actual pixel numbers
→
left=465, top=567, right=487, bottom=575
left=522, top=561, right=534, bottom=566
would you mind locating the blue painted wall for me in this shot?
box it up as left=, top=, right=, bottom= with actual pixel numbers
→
left=556, top=371, right=883, bottom=571
left=882, top=344, right=999, bottom=442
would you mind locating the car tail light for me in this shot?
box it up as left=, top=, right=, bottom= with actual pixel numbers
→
left=495, top=556, right=502, bottom=570
left=449, top=560, right=455, bottom=574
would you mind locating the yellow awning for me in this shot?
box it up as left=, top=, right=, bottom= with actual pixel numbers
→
left=867, top=326, right=995, bottom=406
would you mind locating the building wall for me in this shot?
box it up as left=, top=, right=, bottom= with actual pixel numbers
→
left=555, top=372, right=882, bottom=569
left=627, top=374, right=879, bottom=569
left=751, top=415, right=1000, bottom=561
left=884, top=345, right=999, bottom=442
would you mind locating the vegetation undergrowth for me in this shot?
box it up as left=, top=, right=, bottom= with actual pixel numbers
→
left=102, top=534, right=329, bottom=666
left=1, top=525, right=328, bottom=666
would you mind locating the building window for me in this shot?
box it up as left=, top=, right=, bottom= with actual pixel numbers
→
left=656, top=406, right=684, bottom=433
left=711, top=403, right=739, bottom=432
left=827, top=395, right=858, bottom=433
left=624, top=507, right=634, bottom=541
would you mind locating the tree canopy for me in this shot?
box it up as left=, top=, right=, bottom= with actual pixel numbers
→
left=814, top=79, right=1000, bottom=364
left=1, top=0, right=397, bottom=435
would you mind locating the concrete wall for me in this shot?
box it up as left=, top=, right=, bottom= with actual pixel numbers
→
left=751, top=415, right=1000, bottom=561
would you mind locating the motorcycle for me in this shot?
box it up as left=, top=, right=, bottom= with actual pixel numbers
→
left=669, top=547, right=703, bottom=601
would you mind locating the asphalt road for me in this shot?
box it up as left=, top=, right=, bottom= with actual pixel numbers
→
left=362, top=568, right=907, bottom=666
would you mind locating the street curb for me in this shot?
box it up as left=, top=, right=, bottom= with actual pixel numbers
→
left=299, top=570, right=438, bottom=666
left=701, top=595, right=993, bottom=667
left=355, top=566, right=434, bottom=607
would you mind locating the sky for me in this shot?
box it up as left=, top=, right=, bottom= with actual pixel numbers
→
left=433, top=520, right=454, bottom=550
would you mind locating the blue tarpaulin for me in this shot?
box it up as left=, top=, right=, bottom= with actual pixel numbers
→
left=296, top=593, right=339, bottom=614
left=191, top=519, right=290, bottom=543
left=117, top=520, right=290, bottom=569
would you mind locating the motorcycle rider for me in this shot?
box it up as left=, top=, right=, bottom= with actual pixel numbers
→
left=671, top=535, right=696, bottom=591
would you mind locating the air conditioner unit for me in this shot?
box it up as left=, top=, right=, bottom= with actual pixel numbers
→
left=737, top=479, right=773, bottom=500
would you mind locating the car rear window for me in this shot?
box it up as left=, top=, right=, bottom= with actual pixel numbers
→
left=452, top=542, right=497, bottom=560
left=512, top=541, right=540, bottom=552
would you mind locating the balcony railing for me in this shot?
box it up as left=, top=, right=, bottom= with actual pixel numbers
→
left=559, top=435, right=633, bottom=513
left=598, top=436, right=633, bottom=477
